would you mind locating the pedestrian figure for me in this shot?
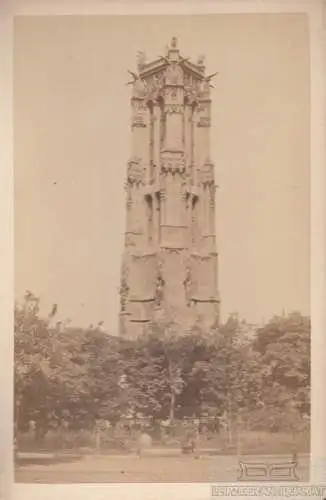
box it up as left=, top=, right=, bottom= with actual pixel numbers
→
left=136, top=432, right=152, bottom=457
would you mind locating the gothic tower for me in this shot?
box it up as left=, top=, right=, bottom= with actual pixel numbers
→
left=119, top=38, right=220, bottom=339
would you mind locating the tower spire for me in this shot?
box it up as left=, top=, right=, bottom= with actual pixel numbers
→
left=171, top=36, right=178, bottom=48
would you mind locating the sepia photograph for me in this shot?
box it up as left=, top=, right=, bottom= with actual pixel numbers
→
left=13, top=10, right=313, bottom=485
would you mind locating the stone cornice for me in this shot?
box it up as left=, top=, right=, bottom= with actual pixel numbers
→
left=192, top=296, right=220, bottom=304
left=160, top=246, right=186, bottom=253
left=161, top=151, right=186, bottom=175
left=139, top=55, right=204, bottom=81
left=128, top=297, right=155, bottom=303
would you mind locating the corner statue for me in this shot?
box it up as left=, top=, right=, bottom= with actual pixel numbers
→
left=119, top=38, right=220, bottom=339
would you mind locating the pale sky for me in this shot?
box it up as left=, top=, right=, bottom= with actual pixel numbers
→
left=14, top=14, right=310, bottom=333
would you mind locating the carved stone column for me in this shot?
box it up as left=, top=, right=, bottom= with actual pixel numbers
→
left=131, top=79, right=150, bottom=172
left=125, top=157, right=146, bottom=248
left=153, top=102, right=161, bottom=185
left=199, top=159, right=216, bottom=253
left=162, top=53, right=185, bottom=149
left=195, top=80, right=211, bottom=180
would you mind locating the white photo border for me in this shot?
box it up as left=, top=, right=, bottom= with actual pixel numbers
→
left=1, top=1, right=325, bottom=499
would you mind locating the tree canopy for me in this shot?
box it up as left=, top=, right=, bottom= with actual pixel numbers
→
left=14, top=292, right=310, bottom=436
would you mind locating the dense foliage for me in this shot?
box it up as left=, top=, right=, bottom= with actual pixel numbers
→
left=14, top=292, right=310, bottom=439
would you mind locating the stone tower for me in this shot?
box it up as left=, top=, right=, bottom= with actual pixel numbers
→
left=119, top=38, right=220, bottom=339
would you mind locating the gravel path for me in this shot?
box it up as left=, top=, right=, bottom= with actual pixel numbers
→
left=15, top=454, right=310, bottom=483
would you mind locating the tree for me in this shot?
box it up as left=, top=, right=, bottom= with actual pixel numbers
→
left=252, top=312, right=310, bottom=431
left=14, top=291, right=61, bottom=438
left=186, top=315, right=262, bottom=443
left=79, top=328, right=131, bottom=425
left=15, top=292, right=100, bottom=435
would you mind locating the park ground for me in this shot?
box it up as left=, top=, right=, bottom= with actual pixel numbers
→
left=15, top=451, right=310, bottom=483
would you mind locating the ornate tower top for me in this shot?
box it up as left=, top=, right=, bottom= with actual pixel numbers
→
left=126, top=39, right=217, bottom=102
